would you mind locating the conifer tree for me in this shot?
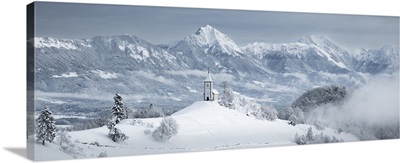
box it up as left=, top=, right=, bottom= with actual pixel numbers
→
left=36, top=107, right=56, bottom=145
left=111, top=93, right=124, bottom=124
left=107, top=94, right=129, bottom=142
left=219, top=81, right=234, bottom=108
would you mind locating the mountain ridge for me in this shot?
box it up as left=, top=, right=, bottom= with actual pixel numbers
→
left=31, top=25, right=399, bottom=110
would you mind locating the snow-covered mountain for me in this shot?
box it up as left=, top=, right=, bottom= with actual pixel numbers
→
left=352, top=45, right=399, bottom=74
left=168, top=25, right=243, bottom=57
left=31, top=25, right=398, bottom=114
left=241, top=34, right=366, bottom=74
left=33, top=35, right=186, bottom=72
left=298, top=34, right=354, bottom=67
left=242, top=41, right=350, bottom=73
left=164, top=25, right=269, bottom=76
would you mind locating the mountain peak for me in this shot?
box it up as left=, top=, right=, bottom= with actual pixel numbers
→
left=187, top=25, right=242, bottom=55
left=33, top=37, right=82, bottom=49
left=298, top=34, right=333, bottom=45
left=195, top=24, right=217, bottom=35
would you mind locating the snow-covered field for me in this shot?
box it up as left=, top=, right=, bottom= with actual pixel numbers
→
left=32, top=101, right=358, bottom=161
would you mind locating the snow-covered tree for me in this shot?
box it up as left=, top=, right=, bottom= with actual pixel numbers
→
left=125, top=106, right=135, bottom=119
left=219, top=81, right=234, bottom=108
left=108, top=127, right=129, bottom=142
left=106, top=116, right=128, bottom=142
left=107, top=117, right=117, bottom=130
left=152, top=117, right=179, bottom=142
left=293, top=127, right=343, bottom=145
left=252, top=106, right=278, bottom=121
left=291, top=85, right=348, bottom=113
left=134, top=103, right=165, bottom=118
left=56, top=128, right=71, bottom=146
left=111, top=93, right=125, bottom=124
left=36, top=107, right=56, bottom=145
left=98, top=151, right=108, bottom=158
left=294, top=133, right=306, bottom=145
left=279, top=107, right=305, bottom=124
left=306, top=127, right=314, bottom=142
left=95, top=116, right=109, bottom=127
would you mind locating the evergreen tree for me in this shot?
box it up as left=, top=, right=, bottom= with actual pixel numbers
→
left=36, top=107, right=56, bottom=145
left=111, top=93, right=125, bottom=124
left=219, top=81, right=234, bottom=108
left=306, top=127, right=314, bottom=142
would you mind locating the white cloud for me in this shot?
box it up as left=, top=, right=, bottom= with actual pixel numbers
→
left=165, top=70, right=235, bottom=83
left=91, top=70, right=118, bottom=79
left=52, top=72, right=78, bottom=78
left=343, top=74, right=399, bottom=124
left=135, top=71, right=176, bottom=85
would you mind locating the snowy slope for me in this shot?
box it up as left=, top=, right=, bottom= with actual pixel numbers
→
left=34, top=101, right=358, bottom=160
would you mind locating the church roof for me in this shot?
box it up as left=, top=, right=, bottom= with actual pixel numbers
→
left=205, top=72, right=213, bottom=82
left=212, top=89, right=219, bottom=94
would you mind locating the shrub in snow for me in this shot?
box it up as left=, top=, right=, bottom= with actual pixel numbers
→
left=108, top=127, right=129, bottom=142
left=95, top=116, right=109, bottom=127
left=219, top=84, right=278, bottom=121
left=36, top=107, right=56, bottom=145
left=146, top=123, right=154, bottom=128
left=252, top=106, right=278, bottom=121
left=98, top=151, right=108, bottom=158
left=125, top=107, right=135, bottom=119
left=56, top=129, right=85, bottom=159
left=58, top=141, right=85, bottom=159
left=134, top=104, right=165, bottom=118
left=152, top=117, right=179, bottom=142
left=293, top=133, right=306, bottom=145
left=337, top=128, right=343, bottom=135
left=294, top=127, right=343, bottom=145
left=90, top=140, right=100, bottom=146
left=144, top=129, right=151, bottom=135
left=137, top=119, right=143, bottom=125
left=131, top=119, right=154, bottom=128
left=280, top=107, right=305, bottom=124
left=56, top=128, right=71, bottom=146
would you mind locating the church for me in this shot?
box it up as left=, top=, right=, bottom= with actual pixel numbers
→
left=204, top=70, right=219, bottom=101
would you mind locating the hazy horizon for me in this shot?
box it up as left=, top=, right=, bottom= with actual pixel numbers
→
left=35, top=2, right=399, bottom=49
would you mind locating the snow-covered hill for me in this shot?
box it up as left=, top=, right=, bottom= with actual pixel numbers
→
left=32, top=101, right=358, bottom=161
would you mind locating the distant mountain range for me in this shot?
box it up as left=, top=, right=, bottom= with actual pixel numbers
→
left=29, top=25, right=399, bottom=112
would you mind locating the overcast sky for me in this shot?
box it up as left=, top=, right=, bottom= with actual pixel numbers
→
left=35, top=2, right=399, bottom=49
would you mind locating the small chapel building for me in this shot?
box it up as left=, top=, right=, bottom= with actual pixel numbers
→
left=204, top=70, right=219, bottom=101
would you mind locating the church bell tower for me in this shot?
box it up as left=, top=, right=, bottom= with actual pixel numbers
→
left=204, top=69, right=213, bottom=101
